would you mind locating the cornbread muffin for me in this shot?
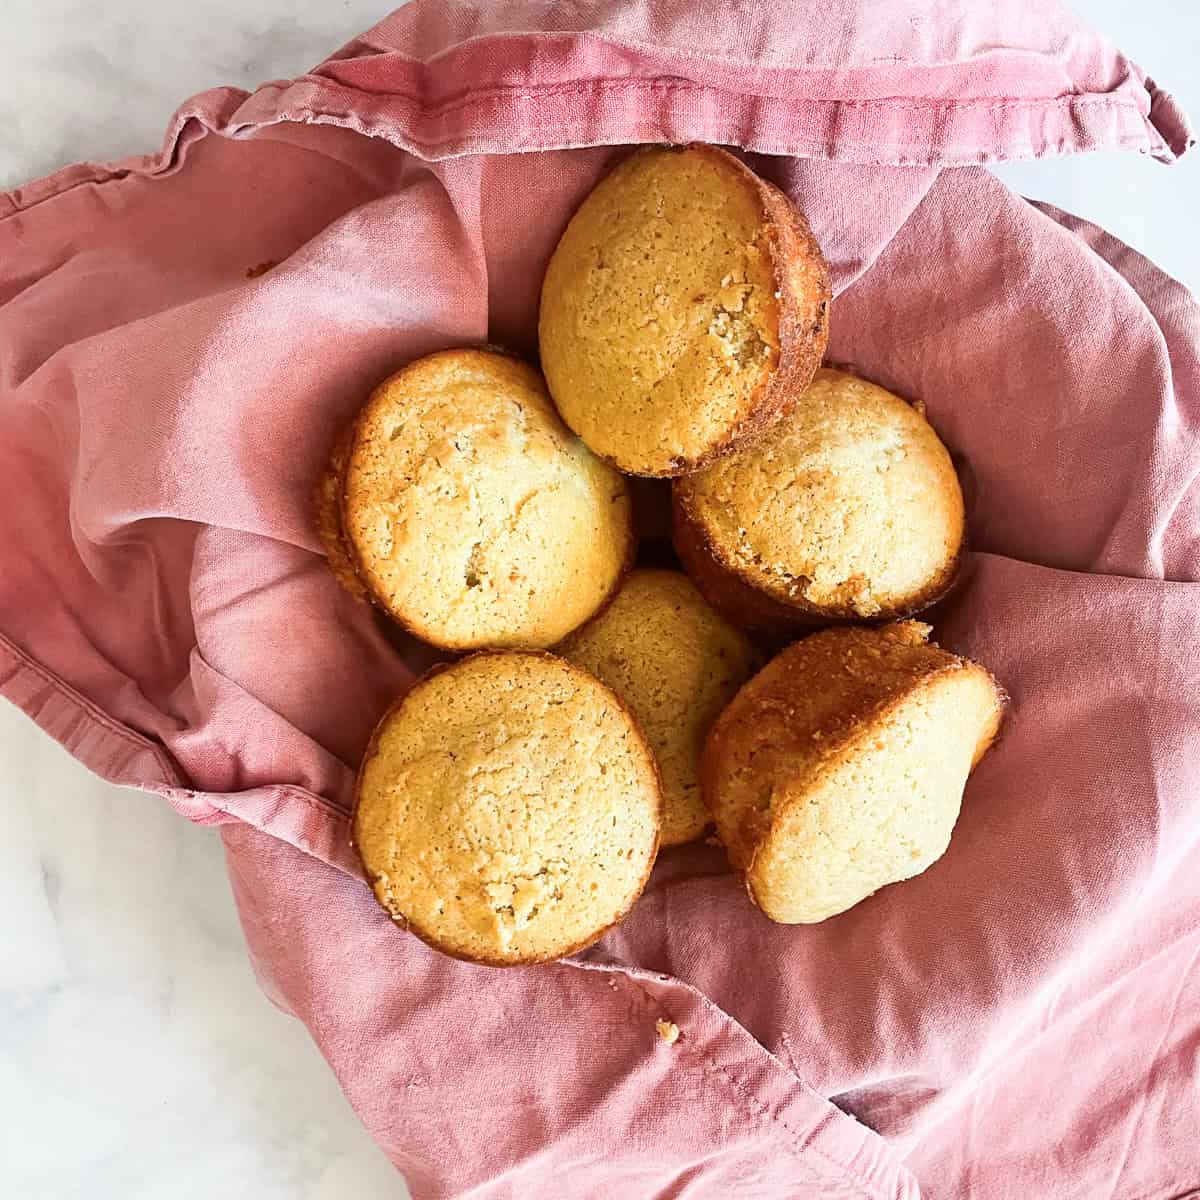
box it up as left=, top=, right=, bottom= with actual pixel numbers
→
left=353, top=652, right=662, bottom=966
left=341, top=349, right=635, bottom=650
left=539, top=144, right=830, bottom=477
left=558, top=569, right=758, bottom=847
left=314, top=425, right=368, bottom=600
left=674, top=369, right=965, bottom=637
left=703, top=622, right=1005, bottom=924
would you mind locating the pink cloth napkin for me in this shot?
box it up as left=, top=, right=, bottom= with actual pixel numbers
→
left=2, top=2, right=1197, bottom=1196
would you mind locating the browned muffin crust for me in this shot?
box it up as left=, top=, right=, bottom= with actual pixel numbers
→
left=314, top=423, right=369, bottom=601
left=673, top=369, right=966, bottom=636
left=702, top=622, right=1005, bottom=923
left=340, top=348, right=636, bottom=651
left=539, top=143, right=830, bottom=478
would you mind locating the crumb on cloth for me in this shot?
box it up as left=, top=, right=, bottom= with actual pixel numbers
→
left=656, top=1019, right=680, bottom=1046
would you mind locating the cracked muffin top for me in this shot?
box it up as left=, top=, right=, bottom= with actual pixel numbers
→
left=340, top=348, right=634, bottom=650
left=352, top=651, right=662, bottom=966
left=538, top=143, right=830, bottom=477
left=673, top=368, right=965, bottom=631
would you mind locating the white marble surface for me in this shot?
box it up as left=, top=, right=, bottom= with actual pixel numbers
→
left=1, top=3, right=1197, bottom=1198
left=0, top=707, right=407, bottom=1200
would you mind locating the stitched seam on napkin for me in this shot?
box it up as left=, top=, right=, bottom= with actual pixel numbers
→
left=778, top=1029, right=805, bottom=1077
left=0, top=73, right=1161, bottom=223
left=306, top=70, right=1148, bottom=119
left=0, top=628, right=183, bottom=784
left=0, top=629, right=355, bottom=844
left=246, top=101, right=1156, bottom=169
left=242, top=74, right=1161, bottom=165
left=283, top=116, right=1156, bottom=170
left=571, top=957, right=900, bottom=1198
left=610, top=970, right=888, bottom=1199
left=259, top=782, right=351, bottom=824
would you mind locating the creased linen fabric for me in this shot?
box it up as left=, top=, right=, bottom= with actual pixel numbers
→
left=2, top=2, right=1196, bottom=1196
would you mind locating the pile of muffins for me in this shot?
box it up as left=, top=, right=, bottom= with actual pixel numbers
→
left=318, top=145, right=1006, bottom=967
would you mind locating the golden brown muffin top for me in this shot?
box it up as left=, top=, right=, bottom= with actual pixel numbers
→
left=539, top=145, right=828, bottom=476
left=354, top=652, right=662, bottom=966
left=558, top=569, right=759, bottom=847
left=341, top=349, right=634, bottom=650
left=676, top=368, right=965, bottom=620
